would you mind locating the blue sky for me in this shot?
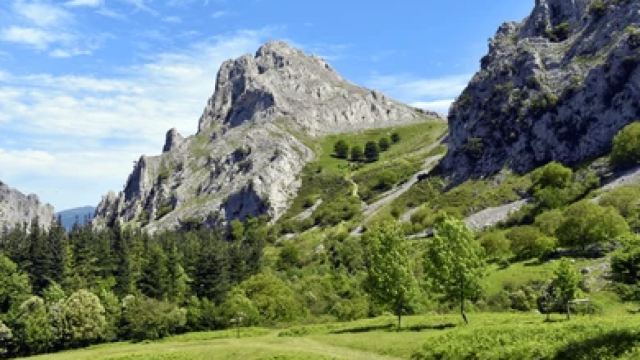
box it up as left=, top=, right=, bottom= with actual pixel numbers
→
left=0, top=0, right=533, bottom=211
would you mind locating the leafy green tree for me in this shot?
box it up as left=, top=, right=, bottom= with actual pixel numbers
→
left=424, top=215, right=485, bottom=324
left=41, top=281, right=66, bottom=305
left=611, top=238, right=640, bottom=300
left=364, top=141, right=380, bottom=162
left=363, top=222, right=418, bottom=329
left=13, top=296, right=53, bottom=355
left=350, top=145, right=364, bottom=162
left=479, top=231, right=511, bottom=261
left=375, top=171, right=398, bottom=191
left=378, top=137, right=390, bottom=151
left=0, top=320, right=12, bottom=356
left=0, top=254, right=32, bottom=315
left=391, top=132, right=401, bottom=143
left=236, top=273, right=306, bottom=325
left=220, top=287, right=261, bottom=326
left=62, top=290, right=106, bottom=347
left=556, top=201, right=630, bottom=249
left=507, top=226, right=556, bottom=260
left=599, top=186, right=640, bottom=229
left=333, top=139, right=350, bottom=159
left=552, top=258, right=581, bottom=305
left=534, top=209, right=565, bottom=237
left=95, top=289, right=120, bottom=342
left=611, top=122, right=640, bottom=168
left=121, top=295, right=186, bottom=341
left=532, top=161, right=573, bottom=189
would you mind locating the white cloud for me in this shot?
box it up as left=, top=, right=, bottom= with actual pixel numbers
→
left=212, top=10, right=229, bottom=18
left=0, top=28, right=272, bottom=210
left=365, top=72, right=470, bottom=114
left=49, top=47, right=92, bottom=57
left=65, top=0, right=103, bottom=7
left=162, top=16, right=182, bottom=23
left=14, top=1, right=72, bottom=28
left=0, top=26, right=68, bottom=49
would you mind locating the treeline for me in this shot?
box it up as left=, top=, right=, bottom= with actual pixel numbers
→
left=0, top=217, right=270, bottom=357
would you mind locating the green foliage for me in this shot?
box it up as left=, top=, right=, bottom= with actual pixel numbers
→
left=611, top=122, right=640, bottom=169
left=463, top=137, right=484, bottom=159
left=14, top=296, right=53, bottom=355
left=390, top=132, right=401, bottom=143
left=374, top=171, right=398, bottom=192
left=363, top=222, right=418, bottom=328
left=424, top=215, right=485, bottom=323
left=552, top=258, right=581, bottom=305
left=556, top=201, right=630, bottom=249
left=364, top=141, right=380, bottom=162
left=532, top=162, right=573, bottom=190
left=611, top=240, right=640, bottom=300
left=534, top=209, right=565, bottom=237
left=589, top=0, right=607, bottom=17
left=236, top=273, right=306, bottom=325
left=378, top=137, right=390, bottom=151
left=122, top=295, right=186, bottom=341
left=479, top=231, right=511, bottom=261
left=62, top=290, right=106, bottom=347
left=507, top=226, right=556, bottom=260
left=156, top=205, right=173, bottom=220
left=0, top=320, right=12, bottom=356
left=350, top=145, right=364, bottom=162
left=332, top=139, right=349, bottom=159
left=0, top=254, right=32, bottom=315
left=546, top=22, right=571, bottom=42
left=599, top=186, right=640, bottom=229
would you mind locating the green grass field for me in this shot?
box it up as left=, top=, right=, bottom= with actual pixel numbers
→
left=25, top=311, right=640, bottom=360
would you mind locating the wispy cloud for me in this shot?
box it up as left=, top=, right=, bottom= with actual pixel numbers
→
left=0, top=26, right=67, bottom=49
left=0, top=28, right=273, bottom=210
left=65, top=0, right=103, bottom=7
left=212, top=10, right=230, bottom=18
left=366, top=73, right=471, bottom=114
left=162, top=16, right=182, bottom=23
left=14, top=1, right=73, bottom=28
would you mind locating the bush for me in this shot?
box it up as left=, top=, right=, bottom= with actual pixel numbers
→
left=546, top=22, right=571, bottom=42
left=611, top=122, right=640, bottom=169
left=333, top=139, right=349, bottom=159
left=375, top=171, right=398, bottom=191
left=534, top=209, right=564, bottom=237
left=350, top=145, right=364, bottom=162
left=122, top=295, right=186, bottom=341
left=236, top=273, right=307, bottom=324
left=556, top=200, right=630, bottom=249
left=62, top=290, right=107, bottom=347
left=532, top=162, right=573, bottom=189
left=479, top=232, right=512, bottom=261
left=589, top=0, right=607, bottom=17
left=364, top=141, right=380, bottom=162
left=507, top=226, right=556, bottom=260
left=391, top=132, right=401, bottom=143
left=378, top=137, right=391, bottom=151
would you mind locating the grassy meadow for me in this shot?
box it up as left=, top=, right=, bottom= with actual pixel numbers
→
left=24, top=310, right=640, bottom=360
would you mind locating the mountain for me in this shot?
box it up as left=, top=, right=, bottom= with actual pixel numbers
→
left=57, top=206, right=96, bottom=231
left=443, top=0, right=640, bottom=183
left=0, top=180, right=55, bottom=232
left=94, top=41, right=443, bottom=232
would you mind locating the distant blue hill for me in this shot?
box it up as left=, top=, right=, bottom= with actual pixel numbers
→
left=56, top=206, right=95, bottom=231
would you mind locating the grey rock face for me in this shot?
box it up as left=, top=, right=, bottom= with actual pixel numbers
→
left=0, top=181, right=55, bottom=232
left=443, top=0, right=640, bottom=183
left=94, top=41, right=442, bottom=232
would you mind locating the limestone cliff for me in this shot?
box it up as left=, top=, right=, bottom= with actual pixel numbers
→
left=443, top=0, right=640, bottom=182
left=95, top=41, right=442, bottom=232
left=0, top=181, right=55, bottom=232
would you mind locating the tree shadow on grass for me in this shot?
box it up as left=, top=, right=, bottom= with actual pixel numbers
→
left=552, top=329, right=640, bottom=360
left=329, top=323, right=456, bottom=334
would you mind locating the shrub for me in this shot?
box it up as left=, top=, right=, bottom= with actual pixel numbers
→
left=546, top=22, right=571, bottom=42
left=122, top=295, right=186, bottom=341
left=464, top=138, right=484, bottom=159
left=350, top=145, right=364, bottom=162
left=391, top=132, right=401, bottom=143
left=364, top=141, right=380, bottom=162
left=532, top=161, right=573, bottom=189
left=375, top=171, right=398, bottom=191
left=589, top=0, right=607, bottom=17
left=378, top=137, right=391, bottom=151
left=534, top=209, right=565, bottom=237
left=507, top=226, right=556, bottom=260
left=556, top=201, right=630, bottom=249
left=62, top=290, right=107, bottom=347
left=479, top=232, right=512, bottom=261
left=333, top=139, right=349, bottom=159
left=611, top=122, right=640, bottom=169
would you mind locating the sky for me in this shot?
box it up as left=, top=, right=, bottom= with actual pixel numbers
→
left=0, top=0, right=534, bottom=211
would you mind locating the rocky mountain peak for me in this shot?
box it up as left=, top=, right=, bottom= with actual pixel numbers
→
left=95, top=40, right=442, bottom=232
left=0, top=181, right=55, bottom=231
left=443, top=0, right=640, bottom=183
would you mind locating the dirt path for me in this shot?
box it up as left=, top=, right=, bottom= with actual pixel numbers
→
left=224, top=337, right=405, bottom=360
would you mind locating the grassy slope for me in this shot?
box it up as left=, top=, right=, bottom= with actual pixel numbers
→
left=28, top=312, right=640, bottom=360
left=280, top=120, right=447, bottom=223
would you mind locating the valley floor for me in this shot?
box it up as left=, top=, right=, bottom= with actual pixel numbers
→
left=25, top=311, right=640, bottom=360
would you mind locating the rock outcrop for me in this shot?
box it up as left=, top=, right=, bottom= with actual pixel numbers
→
left=443, top=0, right=640, bottom=183
left=0, top=181, right=55, bottom=232
left=95, top=41, right=443, bottom=232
